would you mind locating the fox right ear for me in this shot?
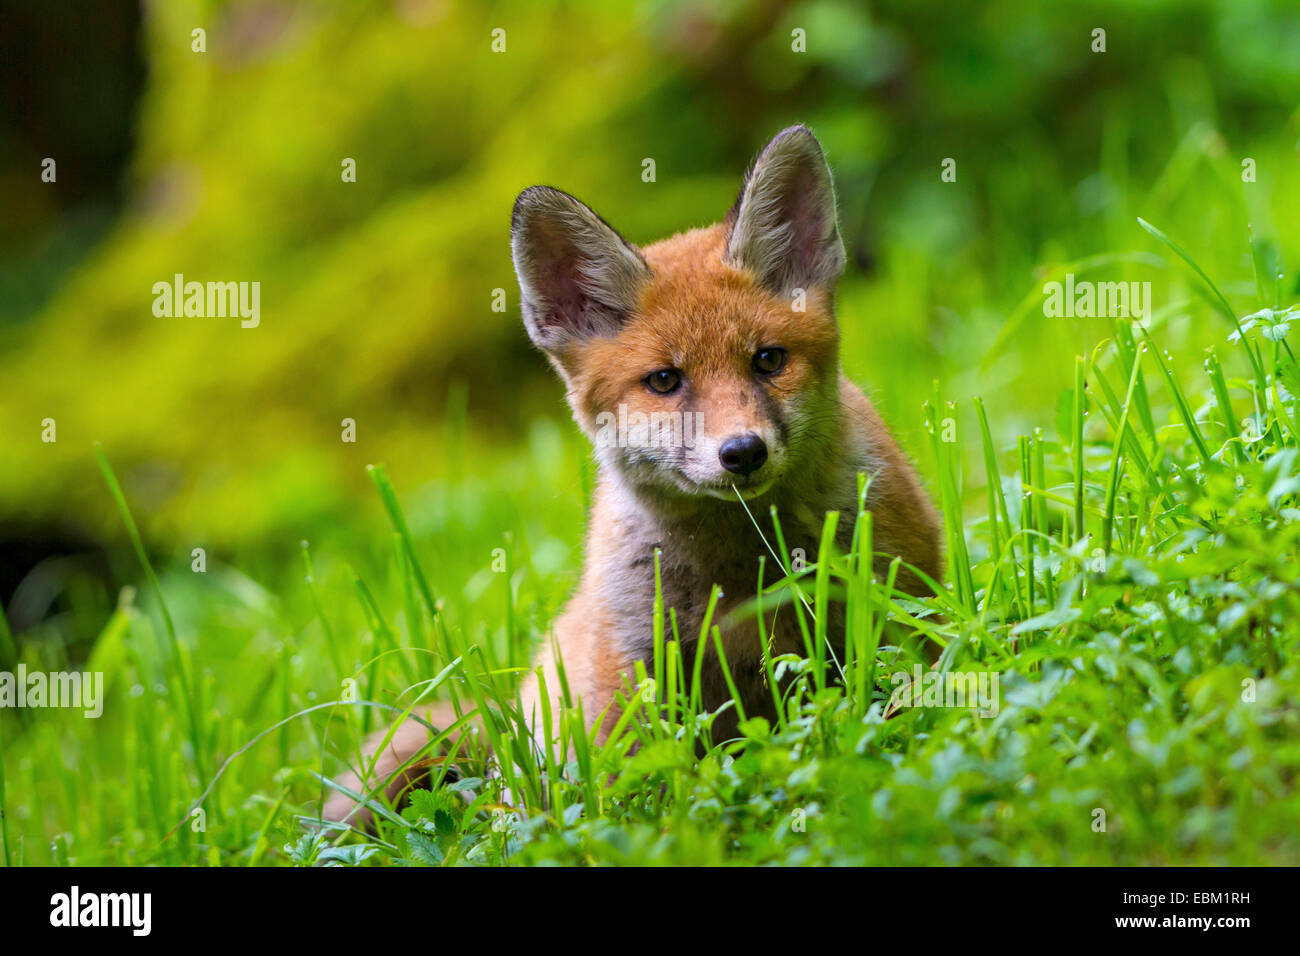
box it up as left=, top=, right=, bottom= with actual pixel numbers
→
left=723, top=126, right=846, bottom=297
left=511, top=186, right=650, bottom=354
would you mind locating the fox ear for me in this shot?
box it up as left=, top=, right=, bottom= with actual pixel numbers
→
left=723, top=126, right=846, bottom=296
left=511, top=186, right=650, bottom=354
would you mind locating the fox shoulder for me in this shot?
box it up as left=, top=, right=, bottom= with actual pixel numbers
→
left=839, top=378, right=943, bottom=589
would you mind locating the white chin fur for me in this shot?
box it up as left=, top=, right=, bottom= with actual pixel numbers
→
left=697, top=478, right=775, bottom=501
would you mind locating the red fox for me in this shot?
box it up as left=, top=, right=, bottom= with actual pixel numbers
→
left=323, top=126, right=941, bottom=825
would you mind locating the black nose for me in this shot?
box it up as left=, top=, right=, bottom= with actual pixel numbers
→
left=718, top=433, right=768, bottom=476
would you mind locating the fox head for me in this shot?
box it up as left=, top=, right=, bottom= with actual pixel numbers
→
left=511, top=126, right=847, bottom=506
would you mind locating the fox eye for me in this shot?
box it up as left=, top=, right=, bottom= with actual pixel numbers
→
left=645, top=368, right=682, bottom=394
left=753, top=348, right=787, bottom=374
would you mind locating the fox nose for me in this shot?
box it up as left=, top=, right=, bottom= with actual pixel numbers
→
left=718, top=433, right=768, bottom=476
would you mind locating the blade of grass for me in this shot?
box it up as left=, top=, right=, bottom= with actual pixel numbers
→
left=1072, top=355, right=1087, bottom=545
left=95, top=443, right=205, bottom=792
left=1103, top=345, right=1146, bottom=553
left=1137, top=217, right=1267, bottom=389
left=1203, top=347, right=1242, bottom=462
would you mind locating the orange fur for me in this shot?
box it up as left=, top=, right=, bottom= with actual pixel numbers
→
left=324, top=128, right=942, bottom=825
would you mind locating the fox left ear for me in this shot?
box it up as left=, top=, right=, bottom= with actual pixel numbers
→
left=723, top=125, right=846, bottom=297
left=511, top=186, right=650, bottom=357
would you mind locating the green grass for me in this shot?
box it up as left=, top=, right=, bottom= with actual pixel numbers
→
left=3, top=222, right=1300, bottom=866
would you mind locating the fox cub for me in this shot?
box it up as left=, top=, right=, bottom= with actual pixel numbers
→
left=324, top=126, right=941, bottom=824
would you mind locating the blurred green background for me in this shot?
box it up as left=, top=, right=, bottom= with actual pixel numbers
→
left=2, top=0, right=1298, bottom=647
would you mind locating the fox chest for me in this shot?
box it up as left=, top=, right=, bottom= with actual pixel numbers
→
left=600, top=516, right=845, bottom=720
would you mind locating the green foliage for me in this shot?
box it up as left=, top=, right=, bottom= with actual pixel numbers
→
left=4, top=0, right=1300, bottom=553
left=5, top=226, right=1299, bottom=865
left=3, top=0, right=1300, bottom=867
